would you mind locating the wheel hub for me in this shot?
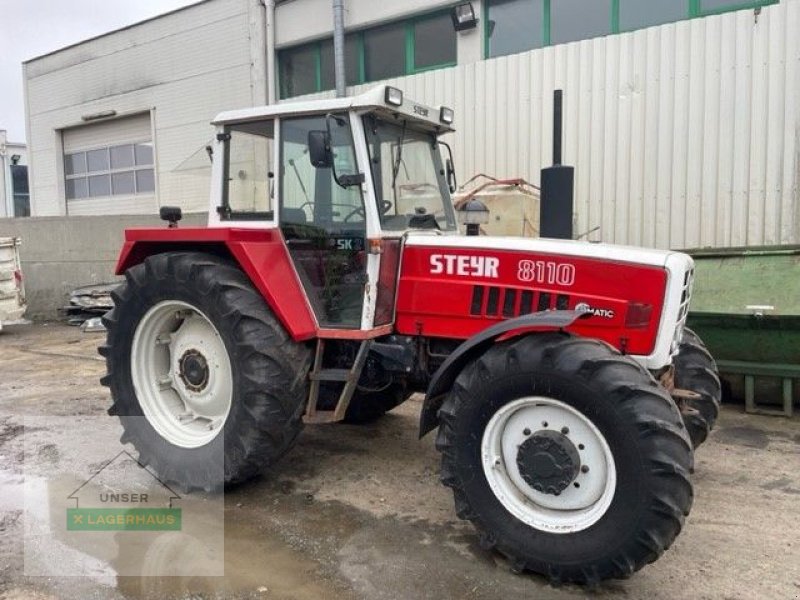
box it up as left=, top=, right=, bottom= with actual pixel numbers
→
left=516, top=430, right=581, bottom=495
left=178, top=349, right=210, bottom=392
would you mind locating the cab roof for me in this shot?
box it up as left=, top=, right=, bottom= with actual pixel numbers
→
left=212, top=86, right=455, bottom=135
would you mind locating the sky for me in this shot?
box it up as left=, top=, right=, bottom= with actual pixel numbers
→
left=0, top=0, right=199, bottom=143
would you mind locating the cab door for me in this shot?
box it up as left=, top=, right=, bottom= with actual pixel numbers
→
left=278, top=114, right=369, bottom=330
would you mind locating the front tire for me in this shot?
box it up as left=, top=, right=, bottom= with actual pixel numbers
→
left=100, top=252, right=312, bottom=490
left=674, top=328, right=722, bottom=448
left=436, top=333, right=694, bottom=584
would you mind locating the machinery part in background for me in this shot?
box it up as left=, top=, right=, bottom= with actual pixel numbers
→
left=101, top=252, right=312, bottom=489
left=436, top=333, right=693, bottom=584
left=673, top=328, right=722, bottom=448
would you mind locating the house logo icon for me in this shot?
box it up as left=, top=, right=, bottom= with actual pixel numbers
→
left=66, top=450, right=182, bottom=531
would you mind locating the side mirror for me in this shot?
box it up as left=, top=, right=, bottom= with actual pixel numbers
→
left=308, top=130, right=332, bottom=168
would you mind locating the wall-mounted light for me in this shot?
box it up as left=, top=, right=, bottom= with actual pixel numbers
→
left=10, top=154, right=21, bottom=165
left=452, top=2, right=478, bottom=32
left=81, top=110, right=117, bottom=122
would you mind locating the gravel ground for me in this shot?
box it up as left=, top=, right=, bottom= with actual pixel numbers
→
left=0, top=322, right=798, bottom=600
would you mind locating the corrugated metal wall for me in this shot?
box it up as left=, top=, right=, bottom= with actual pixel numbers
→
left=311, top=0, right=800, bottom=250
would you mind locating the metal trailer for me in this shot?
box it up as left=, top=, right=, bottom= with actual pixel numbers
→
left=685, top=245, right=800, bottom=417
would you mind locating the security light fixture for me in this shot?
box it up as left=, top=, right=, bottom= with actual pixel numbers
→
left=452, top=2, right=478, bottom=32
left=384, top=86, right=403, bottom=107
left=10, top=154, right=21, bottom=165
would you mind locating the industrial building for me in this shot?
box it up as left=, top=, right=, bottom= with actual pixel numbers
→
left=22, top=0, right=799, bottom=250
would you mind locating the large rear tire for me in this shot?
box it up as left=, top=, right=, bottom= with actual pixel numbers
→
left=436, top=333, right=694, bottom=584
left=100, top=252, right=312, bottom=490
left=674, top=328, right=722, bottom=448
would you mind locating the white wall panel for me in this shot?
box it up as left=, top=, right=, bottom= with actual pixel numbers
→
left=296, top=0, right=799, bottom=249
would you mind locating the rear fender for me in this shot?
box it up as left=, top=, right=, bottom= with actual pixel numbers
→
left=419, top=307, right=589, bottom=438
left=115, top=228, right=317, bottom=341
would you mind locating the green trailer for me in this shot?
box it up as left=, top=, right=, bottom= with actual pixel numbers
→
left=684, top=245, right=800, bottom=416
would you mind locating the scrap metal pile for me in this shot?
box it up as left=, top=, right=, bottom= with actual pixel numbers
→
left=61, top=283, right=116, bottom=327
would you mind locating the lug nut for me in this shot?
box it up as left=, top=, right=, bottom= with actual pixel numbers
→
left=542, top=421, right=549, bottom=428
left=581, top=465, right=589, bottom=473
left=561, top=426, right=569, bottom=435
left=578, top=443, right=585, bottom=450
left=523, top=428, right=531, bottom=436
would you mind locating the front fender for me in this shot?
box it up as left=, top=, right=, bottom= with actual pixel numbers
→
left=419, top=308, right=589, bottom=438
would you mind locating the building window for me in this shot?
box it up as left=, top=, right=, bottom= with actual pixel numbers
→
left=619, top=0, right=687, bottom=31
left=279, top=10, right=457, bottom=99
left=485, top=0, right=777, bottom=58
left=551, top=0, right=612, bottom=45
left=486, top=0, right=545, bottom=58
left=413, top=12, right=457, bottom=70
left=364, top=23, right=407, bottom=81
left=10, top=165, right=30, bottom=217
left=65, top=142, right=155, bottom=200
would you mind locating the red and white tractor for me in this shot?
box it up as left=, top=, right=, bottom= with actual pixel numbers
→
left=101, top=86, right=721, bottom=583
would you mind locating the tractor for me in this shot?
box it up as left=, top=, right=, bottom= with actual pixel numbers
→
left=101, top=86, right=721, bottom=584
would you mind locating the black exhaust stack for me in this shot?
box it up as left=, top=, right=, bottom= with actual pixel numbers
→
left=539, top=90, right=574, bottom=239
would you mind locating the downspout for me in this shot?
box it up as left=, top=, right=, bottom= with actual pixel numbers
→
left=333, top=0, right=346, bottom=97
left=264, top=0, right=277, bottom=104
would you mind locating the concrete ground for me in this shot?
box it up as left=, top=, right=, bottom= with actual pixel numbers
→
left=0, top=323, right=798, bottom=600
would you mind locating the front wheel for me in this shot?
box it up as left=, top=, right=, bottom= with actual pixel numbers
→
left=436, top=333, right=694, bottom=584
left=674, top=328, right=722, bottom=448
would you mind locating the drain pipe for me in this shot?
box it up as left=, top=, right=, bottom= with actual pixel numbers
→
left=264, top=0, right=277, bottom=104
left=333, top=0, right=346, bottom=97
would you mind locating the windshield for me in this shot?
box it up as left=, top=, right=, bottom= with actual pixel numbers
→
left=364, top=115, right=457, bottom=232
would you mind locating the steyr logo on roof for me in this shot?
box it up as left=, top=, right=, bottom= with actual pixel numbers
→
left=430, top=254, right=499, bottom=278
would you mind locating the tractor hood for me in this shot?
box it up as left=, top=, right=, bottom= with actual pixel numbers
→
left=403, top=233, right=684, bottom=269
left=396, top=233, right=694, bottom=371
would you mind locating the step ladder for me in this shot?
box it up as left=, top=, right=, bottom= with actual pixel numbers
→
left=304, top=339, right=372, bottom=424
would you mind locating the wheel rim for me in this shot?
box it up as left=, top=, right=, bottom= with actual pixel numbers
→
left=481, top=397, right=616, bottom=534
left=131, top=301, right=232, bottom=448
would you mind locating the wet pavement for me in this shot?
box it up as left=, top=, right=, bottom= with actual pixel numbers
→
left=1, top=323, right=799, bottom=599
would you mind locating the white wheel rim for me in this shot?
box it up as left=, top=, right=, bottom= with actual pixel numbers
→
left=131, top=301, right=232, bottom=448
left=481, top=397, right=617, bottom=534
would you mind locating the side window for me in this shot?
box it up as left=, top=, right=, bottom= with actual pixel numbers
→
left=280, top=115, right=364, bottom=232
left=225, top=122, right=274, bottom=217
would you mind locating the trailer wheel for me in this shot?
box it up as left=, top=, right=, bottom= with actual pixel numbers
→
left=674, top=328, right=721, bottom=448
left=100, top=252, right=311, bottom=490
left=435, top=333, right=694, bottom=584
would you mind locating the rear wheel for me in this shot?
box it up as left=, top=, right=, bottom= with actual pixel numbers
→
left=674, top=328, right=722, bottom=448
left=100, top=252, right=312, bottom=490
left=436, top=333, right=694, bottom=584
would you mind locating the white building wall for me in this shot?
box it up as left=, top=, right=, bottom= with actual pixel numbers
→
left=24, top=0, right=266, bottom=216
left=293, top=0, right=800, bottom=250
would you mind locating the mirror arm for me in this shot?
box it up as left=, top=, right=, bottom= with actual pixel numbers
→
left=325, top=113, right=364, bottom=189
left=438, top=140, right=457, bottom=193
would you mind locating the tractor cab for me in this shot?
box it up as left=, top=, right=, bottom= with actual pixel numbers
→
left=208, top=86, right=459, bottom=331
